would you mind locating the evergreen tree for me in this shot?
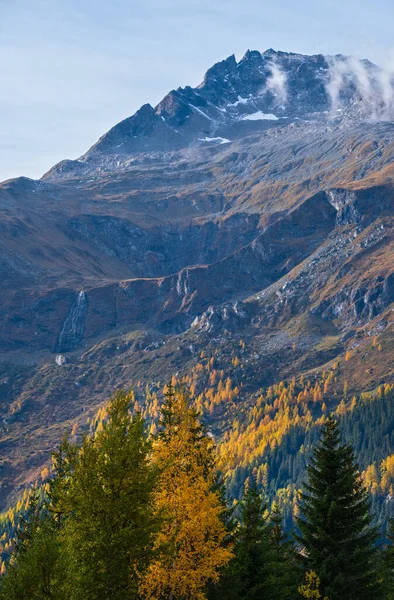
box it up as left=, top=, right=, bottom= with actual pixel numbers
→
left=48, top=434, right=78, bottom=526
left=210, top=476, right=273, bottom=599
left=0, top=490, right=61, bottom=600
left=267, top=502, right=300, bottom=599
left=234, top=476, right=273, bottom=598
left=14, top=488, right=41, bottom=554
left=59, top=390, right=161, bottom=600
left=382, top=519, right=394, bottom=599
left=141, top=383, right=232, bottom=600
left=297, top=415, right=380, bottom=600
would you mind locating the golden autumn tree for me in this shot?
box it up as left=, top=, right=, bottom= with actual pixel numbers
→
left=141, top=383, right=233, bottom=600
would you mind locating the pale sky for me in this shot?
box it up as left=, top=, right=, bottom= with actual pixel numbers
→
left=1, top=0, right=394, bottom=181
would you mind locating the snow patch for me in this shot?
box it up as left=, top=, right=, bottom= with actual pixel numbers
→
left=242, top=111, right=279, bottom=121
left=198, top=137, right=231, bottom=144
left=190, top=105, right=215, bottom=121
left=227, top=96, right=249, bottom=107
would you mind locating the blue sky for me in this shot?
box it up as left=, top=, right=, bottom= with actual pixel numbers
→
left=1, top=0, right=394, bottom=181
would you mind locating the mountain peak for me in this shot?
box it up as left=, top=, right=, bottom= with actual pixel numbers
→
left=200, top=53, right=238, bottom=87
left=42, top=49, right=394, bottom=181
left=85, top=103, right=157, bottom=155
left=240, top=49, right=262, bottom=61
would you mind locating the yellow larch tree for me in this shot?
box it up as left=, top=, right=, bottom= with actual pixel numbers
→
left=141, top=383, right=233, bottom=600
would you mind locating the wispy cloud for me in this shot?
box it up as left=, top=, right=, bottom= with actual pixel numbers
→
left=265, top=61, right=288, bottom=105
left=326, top=54, right=394, bottom=120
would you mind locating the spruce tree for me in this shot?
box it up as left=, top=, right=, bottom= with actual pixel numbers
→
left=267, top=502, right=300, bottom=599
left=382, top=519, right=394, bottom=599
left=211, top=475, right=273, bottom=600
left=234, top=476, right=273, bottom=598
left=297, top=415, right=380, bottom=600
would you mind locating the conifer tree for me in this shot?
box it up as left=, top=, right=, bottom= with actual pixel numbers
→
left=141, top=383, right=232, bottom=600
left=48, top=434, right=78, bottom=526
left=267, top=502, right=300, bottom=599
left=382, top=519, right=394, bottom=599
left=14, top=488, right=41, bottom=554
left=297, top=415, right=380, bottom=600
left=59, top=390, right=161, bottom=600
left=0, top=490, right=61, bottom=600
left=232, top=476, right=273, bottom=599
left=210, top=475, right=275, bottom=599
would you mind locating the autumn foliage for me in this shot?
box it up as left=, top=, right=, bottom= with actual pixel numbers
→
left=1, top=380, right=394, bottom=598
left=140, top=384, right=233, bottom=599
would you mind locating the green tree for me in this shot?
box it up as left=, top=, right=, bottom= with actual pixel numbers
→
left=59, top=389, right=161, bottom=600
left=0, top=490, right=61, bottom=600
left=297, top=415, right=380, bottom=600
left=212, top=475, right=274, bottom=599
left=48, top=434, right=78, bottom=526
left=381, top=519, right=394, bottom=599
left=267, top=502, right=301, bottom=599
left=235, top=476, right=273, bottom=598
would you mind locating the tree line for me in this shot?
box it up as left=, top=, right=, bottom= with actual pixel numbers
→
left=1, top=383, right=394, bottom=599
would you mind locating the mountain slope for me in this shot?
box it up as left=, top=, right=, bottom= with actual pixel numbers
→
left=1, top=49, right=394, bottom=509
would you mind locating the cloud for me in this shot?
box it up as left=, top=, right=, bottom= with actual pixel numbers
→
left=326, top=57, right=348, bottom=114
left=265, top=61, right=287, bottom=106
left=375, top=65, right=394, bottom=119
left=326, top=55, right=394, bottom=121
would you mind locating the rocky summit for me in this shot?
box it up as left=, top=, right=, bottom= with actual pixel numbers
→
left=1, top=49, right=394, bottom=508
